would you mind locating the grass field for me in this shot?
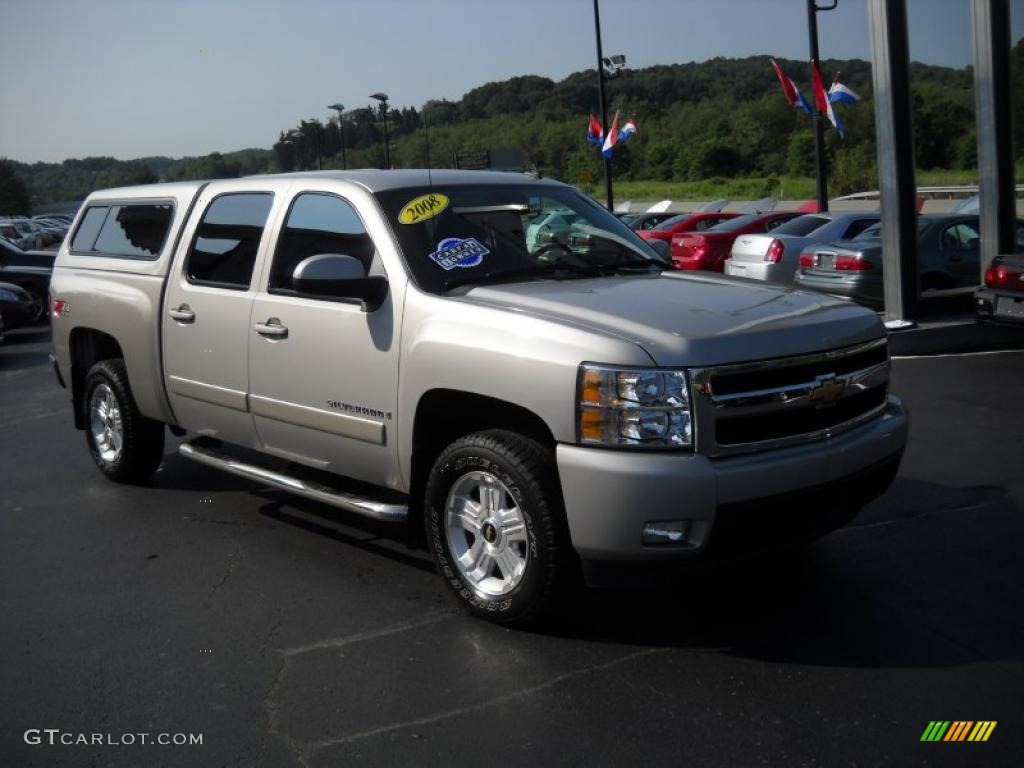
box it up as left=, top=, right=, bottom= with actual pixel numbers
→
left=595, top=170, right=982, bottom=203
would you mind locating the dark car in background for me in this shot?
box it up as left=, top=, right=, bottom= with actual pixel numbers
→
left=0, top=237, right=55, bottom=324
left=623, top=211, right=679, bottom=232
left=0, top=281, right=43, bottom=328
left=794, top=215, right=1011, bottom=307
left=670, top=211, right=801, bottom=272
left=977, top=253, right=1024, bottom=325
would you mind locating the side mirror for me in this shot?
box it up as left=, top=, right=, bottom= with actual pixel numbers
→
left=292, top=254, right=388, bottom=312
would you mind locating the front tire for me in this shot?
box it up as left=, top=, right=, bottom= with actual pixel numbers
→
left=83, top=359, right=165, bottom=483
left=425, top=430, right=574, bottom=627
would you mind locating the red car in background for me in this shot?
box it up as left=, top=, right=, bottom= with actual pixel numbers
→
left=671, top=211, right=802, bottom=272
left=636, top=211, right=741, bottom=245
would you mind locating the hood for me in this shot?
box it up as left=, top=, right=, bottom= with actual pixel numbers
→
left=459, top=272, right=884, bottom=366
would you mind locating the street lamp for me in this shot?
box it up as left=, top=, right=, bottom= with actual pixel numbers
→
left=307, top=118, right=323, bottom=170
left=370, top=92, right=390, bottom=170
left=327, top=102, right=347, bottom=170
left=593, top=1, right=626, bottom=210
left=282, top=130, right=302, bottom=171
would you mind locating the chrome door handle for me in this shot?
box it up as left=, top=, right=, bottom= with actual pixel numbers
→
left=169, top=305, right=195, bottom=323
left=254, top=318, right=288, bottom=339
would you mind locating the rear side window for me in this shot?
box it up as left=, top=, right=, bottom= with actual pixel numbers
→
left=772, top=215, right=829, bottom=237
left=186, top=193, right=273, bottom=289
left=71, top=203, right=174, bottom=258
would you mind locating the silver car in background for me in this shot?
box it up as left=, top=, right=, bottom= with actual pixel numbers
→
left=794, top=214, right=1019, bottom=307
left=724, top=211, right=880, bottom=285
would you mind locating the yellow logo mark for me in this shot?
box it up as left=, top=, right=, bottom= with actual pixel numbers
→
left=399, top=193, right=449, bottom=225
left=199, top=649, right=213, bottom=653
left=200, top=498, right=212, bottom=503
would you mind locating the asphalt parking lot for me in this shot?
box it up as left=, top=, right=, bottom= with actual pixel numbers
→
left=2, top=326, right=1022, bottom=767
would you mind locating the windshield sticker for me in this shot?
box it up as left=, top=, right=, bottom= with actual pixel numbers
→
left=428, top=237, right=489, bottom=270
left=399, top=193, right=449, bottom=225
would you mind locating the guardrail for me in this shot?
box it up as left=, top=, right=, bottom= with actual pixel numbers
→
left=835, top=185, right=1024, bottom=201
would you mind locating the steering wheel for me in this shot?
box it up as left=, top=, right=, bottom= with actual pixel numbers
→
left=533, top=241, right=576, bottom=264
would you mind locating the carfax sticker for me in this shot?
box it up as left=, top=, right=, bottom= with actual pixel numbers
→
left=428, top=237, right=489, bottom=270
left=399, top=193, right=449, bottom=224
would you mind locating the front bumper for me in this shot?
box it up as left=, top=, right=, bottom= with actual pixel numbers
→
left=557, top=397, right=908, bottom=562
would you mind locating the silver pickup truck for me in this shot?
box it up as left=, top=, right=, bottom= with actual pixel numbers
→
left=49, top=170, right=907, bottom=625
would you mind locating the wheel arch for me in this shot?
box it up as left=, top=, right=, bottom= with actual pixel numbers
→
left=406, top=389, right=557, bottom=546
left=69, top=327, right=125, bottom=430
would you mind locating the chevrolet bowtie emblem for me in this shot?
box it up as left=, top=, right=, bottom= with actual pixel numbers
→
left=810, top=373, right=847, bottom=405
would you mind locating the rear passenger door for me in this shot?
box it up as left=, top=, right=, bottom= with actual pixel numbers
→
left=247, top=190, right=401, bottom=487
left=163, top=181, right=287, bottom=448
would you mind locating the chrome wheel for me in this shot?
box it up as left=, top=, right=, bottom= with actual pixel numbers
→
left=445, top=470, right=529, bottom=597
left=89, top=384, right=123, bottom=463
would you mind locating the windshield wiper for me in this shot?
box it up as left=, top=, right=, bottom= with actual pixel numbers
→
left=443, top=261, right=601, bottom=291
left=590, top=256, right=672, bottom=273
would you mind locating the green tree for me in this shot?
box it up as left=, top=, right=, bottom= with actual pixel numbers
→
left=0, top=159, right=32, bottom=213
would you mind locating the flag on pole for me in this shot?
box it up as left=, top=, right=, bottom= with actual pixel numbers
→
left=618, top=117, right=638, bottom=143
left=828, top=73, right=862, bottom=104
left=770, top=58, right=812, bottom=115
left=586, top=114, right=604, bottom=145
left=602, top=110, right=621, bottom=158
left=811, top=59, right=844, bottom=139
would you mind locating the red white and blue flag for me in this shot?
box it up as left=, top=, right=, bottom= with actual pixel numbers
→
left=770, top=58, right=812, bottom=115
left=618, top=117, right=638, bottom=143
left=602, top=110, right=621, bottom=158
left=811, top=59, right=845, bottom=139
left=587, top=114, right=604, bottom=145
left=828, top=73, right=862, bottom=104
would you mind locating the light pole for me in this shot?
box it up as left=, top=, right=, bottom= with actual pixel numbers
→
left=370, top=92, right=390, bottom=169
left=592, top=1, right=625, bottom=210
left=283, top=130, right=302, bottom=171
left=807, top=0, right=839, bottom=212
left=307, top=118, right=323, bottom=170
left=328, top=103, right=347, bottom=170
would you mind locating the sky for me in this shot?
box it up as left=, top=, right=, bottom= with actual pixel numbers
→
left=1, top=0, right=1022, bottom=163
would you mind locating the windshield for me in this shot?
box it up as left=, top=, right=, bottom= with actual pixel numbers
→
left=707, top=213, right=759, bottom=232
left=375, top=183, right=668, bottom=294
left=771, top=215, right=830, bottom=237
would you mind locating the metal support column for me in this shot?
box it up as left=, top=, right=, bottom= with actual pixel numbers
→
left=868, top=0, right=919, bottom=326
left=806, top=0, right=833, bottom=213
left=972, top=0, right=1016, bottom=279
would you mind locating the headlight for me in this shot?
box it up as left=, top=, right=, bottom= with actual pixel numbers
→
left=577, top=364, right=692, bottom=449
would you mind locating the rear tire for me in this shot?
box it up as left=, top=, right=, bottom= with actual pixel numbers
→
left=424, top=430, right=575, bottom=627
left=83, top=359, right=165, bottom=483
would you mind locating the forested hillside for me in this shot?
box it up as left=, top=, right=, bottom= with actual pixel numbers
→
left=6, top=46, right=1022, bottom=209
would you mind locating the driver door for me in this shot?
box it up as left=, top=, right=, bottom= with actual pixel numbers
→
left=247, top=190, right=402, bottom=487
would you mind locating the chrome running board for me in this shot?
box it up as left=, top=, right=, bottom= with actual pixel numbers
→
left=179, top=438, right=407, bottom=522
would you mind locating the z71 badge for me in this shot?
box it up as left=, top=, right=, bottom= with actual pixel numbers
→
left=428, top=237, right=489, bottom=271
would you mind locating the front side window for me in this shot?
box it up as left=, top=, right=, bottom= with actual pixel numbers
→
left=375, top=183, right=666, bottom=295
left=269, top=193, right=376, bottom=294
left=186, top=193, right=273, bottom=289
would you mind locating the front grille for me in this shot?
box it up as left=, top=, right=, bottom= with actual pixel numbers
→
left=691, top=338, right=890, bottom=456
